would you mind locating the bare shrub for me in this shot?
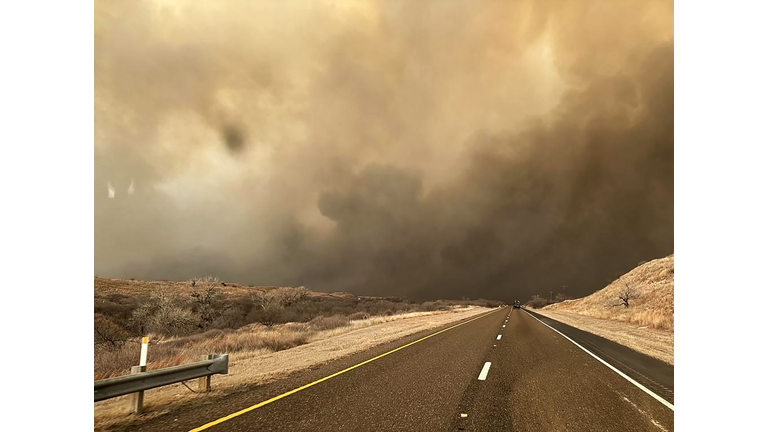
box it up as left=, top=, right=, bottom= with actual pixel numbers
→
left=526, top=295, right=548, bottom=308
left=253, top=287, right=309, bottom=310
left=251, top=287, right=310, bottom=325
left=212, top=305, right=248, bottom=329
left=131, top=291, right=198, bottom=335
left=191, top=275, right=220, bottom=287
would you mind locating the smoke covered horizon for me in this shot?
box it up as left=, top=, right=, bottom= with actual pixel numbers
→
left=95, top=0, right=673, bottom=301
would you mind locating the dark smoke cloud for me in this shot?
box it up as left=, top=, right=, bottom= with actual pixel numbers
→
left=221, top=125, right=245, bottom=153
left=95, top=0, right=673, bottom=301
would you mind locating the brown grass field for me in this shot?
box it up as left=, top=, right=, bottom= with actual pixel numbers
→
left=94, top=277, right=501, bottom=379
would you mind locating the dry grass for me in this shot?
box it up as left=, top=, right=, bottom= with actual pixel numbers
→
left=533, top=309, right=674, bottom=364
left=534, top=254, right=673, bottom=365
left=94, top=277, right=503, bottom=381
left=94, top=310, right=471, bottom=380
left=95, top=318, right=350, bottom=380
left=543, top=255, right=674, bottom=331
left=94, top=306, right=489, bottom=431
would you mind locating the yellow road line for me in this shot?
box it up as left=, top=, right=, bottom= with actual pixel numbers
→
left=189, top=307, right=505, bottom=431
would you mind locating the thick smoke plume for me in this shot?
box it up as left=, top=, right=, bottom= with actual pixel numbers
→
left=95, top=0, right=673, bottom=301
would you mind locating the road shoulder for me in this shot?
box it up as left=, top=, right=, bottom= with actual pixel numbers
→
left=524, top=308, right=674, bottom=406
left=94, top=306, right=493, bottom=431
left=532, top=308, right=673, bottom=365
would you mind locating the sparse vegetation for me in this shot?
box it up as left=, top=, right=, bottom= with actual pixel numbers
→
left=191, top=275, right=219, bottom=287
left=250, top=286, right=310, bottom=326
left=129, top=291, right=198, bottom=336
left=190, top=283, right=222, bottom=330
left=542, top=255, right=674, bottom=330
left=525, top=292, right=572, bottom=309
left=534, top=255, right=674, bottom=364
left=94, top=314, right=130, bottom=349
left=94, top=277, right=503, bottom=379
left=526, top=295, right=548, bottom=308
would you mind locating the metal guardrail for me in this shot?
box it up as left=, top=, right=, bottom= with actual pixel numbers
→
left=94, top=354, right=229, bottom=402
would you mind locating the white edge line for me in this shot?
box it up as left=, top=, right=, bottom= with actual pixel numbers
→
left=478, top=362, right=492, bottom=380
left=522, top=309, right=674, bottom=411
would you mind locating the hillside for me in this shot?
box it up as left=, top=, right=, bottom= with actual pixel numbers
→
left=543, top=255, right=674, bottom=330
left=533, top=255, right=674, bottom=364
left=94, top=277, right=355, bottom=299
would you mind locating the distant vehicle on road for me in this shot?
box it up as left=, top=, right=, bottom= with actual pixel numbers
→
left=513, top=300, right=521, bottom=309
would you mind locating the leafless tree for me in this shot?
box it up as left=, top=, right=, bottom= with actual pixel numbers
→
left=618, top=283, right=638, bottom=308
left=191, top=284, right=221, bottom=329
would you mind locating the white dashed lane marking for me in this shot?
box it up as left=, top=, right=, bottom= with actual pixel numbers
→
left=478, top=362, right=492, bottom=380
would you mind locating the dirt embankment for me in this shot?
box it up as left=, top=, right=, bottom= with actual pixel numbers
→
left=535, top=255, right=674, bottom=364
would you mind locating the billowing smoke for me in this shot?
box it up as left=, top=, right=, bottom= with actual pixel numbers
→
left=95, top=0, right=673, bottom=301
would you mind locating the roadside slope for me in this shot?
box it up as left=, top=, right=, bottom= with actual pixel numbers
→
left=536, top=255, right=673, bottom=364
left=544, top=255, right=674, bottom=330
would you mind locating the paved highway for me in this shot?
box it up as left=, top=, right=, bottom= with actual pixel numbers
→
left=131, top=306, right=674, bottom=431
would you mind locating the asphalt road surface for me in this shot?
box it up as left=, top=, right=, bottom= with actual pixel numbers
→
left=131, top=306, right=674, bottom=431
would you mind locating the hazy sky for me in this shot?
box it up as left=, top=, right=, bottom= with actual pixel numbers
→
left=95, top=0, right=673, bottom=301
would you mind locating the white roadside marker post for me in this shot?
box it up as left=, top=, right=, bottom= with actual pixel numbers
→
left=131, top=337, right=149, bottom=414
left=140, top=336, right=148, bottom=367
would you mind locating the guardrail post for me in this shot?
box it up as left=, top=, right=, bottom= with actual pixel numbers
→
left=198, top=354, right=212, bottom=392
left=130, top=365, right=146, bottom=414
